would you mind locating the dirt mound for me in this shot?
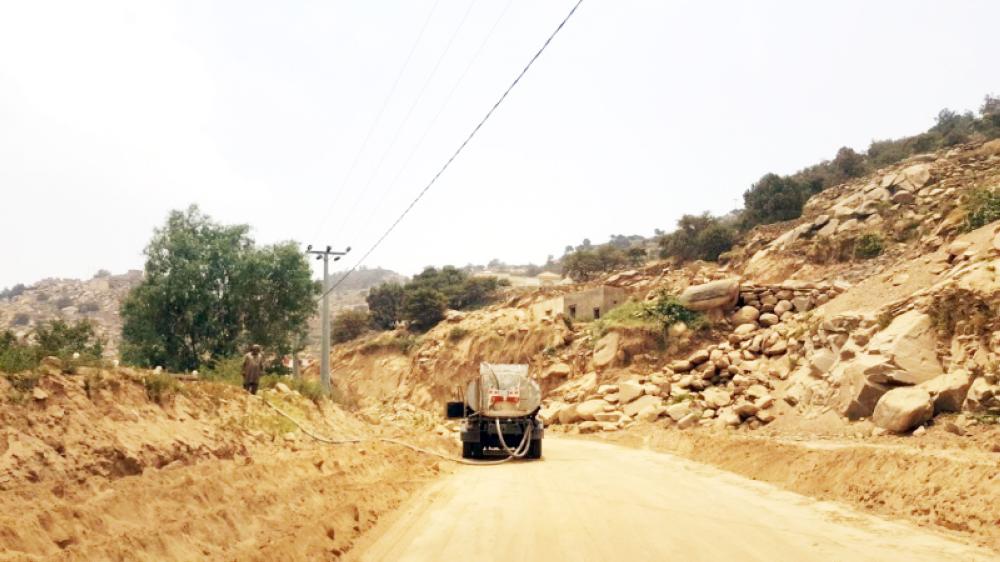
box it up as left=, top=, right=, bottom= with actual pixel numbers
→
left=0, top=369, right=452, bottom=560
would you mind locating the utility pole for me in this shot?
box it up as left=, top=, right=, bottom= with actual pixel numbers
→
left=306, top=244, right=351, bottom=394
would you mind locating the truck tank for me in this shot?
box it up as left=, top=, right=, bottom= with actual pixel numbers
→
left=465, top=363, right=542, bottom=418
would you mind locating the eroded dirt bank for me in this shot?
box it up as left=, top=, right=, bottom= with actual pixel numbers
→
left=0, top=369, right=453, bottom=561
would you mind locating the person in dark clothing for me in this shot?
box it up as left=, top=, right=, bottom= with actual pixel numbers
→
left=242, top=344, right=264, bottom=394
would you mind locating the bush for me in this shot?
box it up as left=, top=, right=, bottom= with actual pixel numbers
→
left=854, top=233, right=884, bottom=259
left=55, top=296, right=73, bottom=309
left=78, top=302, right=100, bottom=314
left=12, top=313, right=29, bottom=326
left=963, top=188, right=1000, bottom=231
left=448, top=327, right=470, bottom=341
left=0, top=345, right=38, bottom=374
left=143, top=372, right=179, bottom=404
left=34, top=319, right=104, bottom=360
left=331, top=309, right=370, bottom=344
left=404, top=287, right=447, bottom=332
left=200, top=356, right=244, bottom=385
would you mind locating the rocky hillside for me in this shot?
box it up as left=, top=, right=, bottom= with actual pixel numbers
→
left=0, top=271, right=143, bottom=356
left=321, top=138, right=1000, bottom=442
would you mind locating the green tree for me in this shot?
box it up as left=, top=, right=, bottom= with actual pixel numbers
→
left=121, top=206, right=316, bottom=371
left=658, top=213, right=735, bottom=262
left=331, top=309, right=371, bottom=343
left=742, top=174, right=808, bottom=229
left=404, top=287, right=447, bottom=332
left=367, top=282, right=406, bottom=330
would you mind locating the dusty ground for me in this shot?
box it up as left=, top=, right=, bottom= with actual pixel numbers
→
left=0, top=370, right=453, bottom=561
left=584, top=422, right=1000, bottom=553
left=349, top=438, right=997, bottom=562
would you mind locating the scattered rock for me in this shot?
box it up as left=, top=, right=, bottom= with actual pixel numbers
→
left=872, top=387, right=934, bottom=433
left=623, top=395, right=662, bottom=418
left=732, top=306, right=760, bottom=326
left=759, top=313, right=780, bottom=327
left=32, top=387, right=49, bottom=401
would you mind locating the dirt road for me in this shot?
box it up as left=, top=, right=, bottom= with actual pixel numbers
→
left=351, top=438, right=997, bottom=561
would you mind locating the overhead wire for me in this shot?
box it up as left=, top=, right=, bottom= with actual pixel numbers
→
left=331, top=0, right=479, bottom=244
left=318, top=0, right=585, bottom=302
left=310, top=0, right=442, bottom=241
left=353, top=0, right=513, bottom=243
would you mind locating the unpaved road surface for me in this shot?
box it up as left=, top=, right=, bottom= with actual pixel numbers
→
left=351, top=438, right=997, bottom=561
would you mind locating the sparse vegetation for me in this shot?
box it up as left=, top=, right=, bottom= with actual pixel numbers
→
left=448, top=327, right=470, bottom=341
left=360, top=332, right=421, bottom=355
left=143, top=372, right=180, bottom=404
left=0, top=284, right=26, bottom=300
left=963, top=187, right=1000, bottom=231
left=854, top=233, right=885, bottom=259
left=591, top=294, right=701, bottom=340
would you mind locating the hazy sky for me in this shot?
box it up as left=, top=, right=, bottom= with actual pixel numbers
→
left=1, top=0, right=997, bottom=288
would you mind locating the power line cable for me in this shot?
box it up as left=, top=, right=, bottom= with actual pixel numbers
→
left=354, top=0, right=513, bottom=242
left=310, top=0, right=442, bottom=240
left=331, top=0, right=479, bottom=243
left=319, top=0, right=584, bottom=301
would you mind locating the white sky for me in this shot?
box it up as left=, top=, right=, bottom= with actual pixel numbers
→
left=1, top=0, right=998, bottom=288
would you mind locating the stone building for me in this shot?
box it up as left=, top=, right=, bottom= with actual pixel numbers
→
left=529, top=285, right=627, bottom=322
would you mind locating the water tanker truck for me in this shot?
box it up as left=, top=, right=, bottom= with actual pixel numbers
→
left=446, top=363, right=544, bottom=459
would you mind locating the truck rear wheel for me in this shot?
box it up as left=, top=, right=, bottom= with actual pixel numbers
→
left=462, top=442, right=480, bottom=459
left=526, top=439, right=542, bottom=459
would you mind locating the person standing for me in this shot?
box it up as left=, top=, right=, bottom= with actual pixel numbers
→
left=242, top=344, right=264, bottom=395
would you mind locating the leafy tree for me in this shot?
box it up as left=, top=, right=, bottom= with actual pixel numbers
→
left=562, top=245, right=627, bottom=281
left=742, top=174, right=808, bottom=229
left=404, top=287, right=446, bottom=332
left=121, top=206, right=316, bottom=371
left=331, top=309, right=370, bottom=343
left=367, top=282, right=406, bottom=330
left=627, top=247, right=648, bottom=266
left=658, top=213, right=735, bottom=262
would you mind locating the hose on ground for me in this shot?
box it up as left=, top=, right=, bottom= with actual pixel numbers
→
left=258, top=394, right=527, bottom=466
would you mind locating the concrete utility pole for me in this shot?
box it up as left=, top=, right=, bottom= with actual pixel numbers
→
left=306, top=244, right=350, bottom=394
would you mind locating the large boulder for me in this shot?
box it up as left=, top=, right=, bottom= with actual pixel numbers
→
left=702, top=387, right=732, bottom=409
left=837, top=368, right=891, bottom=420
left=895, top=163, right=932, bottom=191
left=557, top=404, right=580, bottom=424
left=872, top=387, right=934, bottom=432
left=665, top=401, right=692, bottom=421
left=866, top=310, right=943, bottom=384
left=541, top=363, right=572, bottom=380
left=679, top=278, right=740, bottom=311
left=963, top=377, right=1000, bottom=412
left=617, top=380, right=644, bottom=404
left=624, top=394, right=662, bottom=418
left=918, top=371, right=972, bottom=413
left=592, top=332, right=622, bottom=369
left=575, top=399, right=611, bottom=421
